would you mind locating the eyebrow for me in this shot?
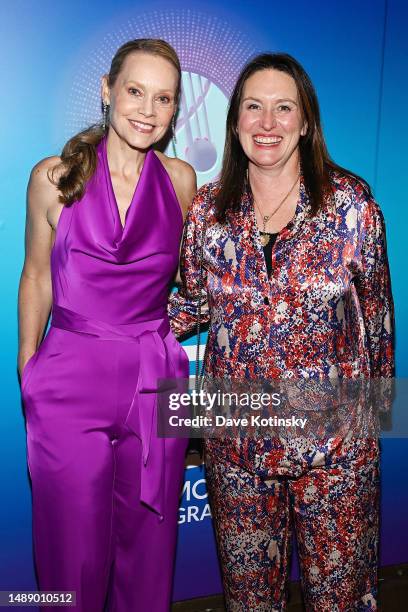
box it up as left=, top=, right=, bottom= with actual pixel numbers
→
left=124, top=80, right=174, bottom=94
left=242, top=96, right=298, bottom=105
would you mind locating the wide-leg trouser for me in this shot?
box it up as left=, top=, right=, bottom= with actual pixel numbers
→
left=205, top=447, right=379, bottom=612
left=22, top=326, right=186, bottom=612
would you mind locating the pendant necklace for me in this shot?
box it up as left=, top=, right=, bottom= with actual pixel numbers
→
left=253, top=173, right=300, bottom=247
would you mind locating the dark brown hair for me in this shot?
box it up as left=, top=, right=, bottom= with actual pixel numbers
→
left=49, top=39, right=181, bottom=205
left=216, top=52, right=371, bottom=220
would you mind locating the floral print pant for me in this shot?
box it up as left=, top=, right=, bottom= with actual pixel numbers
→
left=205, top=450, right=379, bottom=611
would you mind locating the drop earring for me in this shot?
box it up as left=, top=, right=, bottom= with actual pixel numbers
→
left=171, top=115, right=178, bottom=158
left=102, top=101, right=109, bottom=131
left=172, top=115, right=177, bottom=145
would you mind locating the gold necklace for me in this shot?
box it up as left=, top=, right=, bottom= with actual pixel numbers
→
left=253, top=174, right=300, bottom=246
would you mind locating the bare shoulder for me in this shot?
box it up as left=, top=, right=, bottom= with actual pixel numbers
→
left=26, top=157, right=67, bottom=237
left=28, top=156, right=63, bottom=205
left=30, top=156, right=62, bottom=182
left=154, top=151, right=195, bottom=181
left=154, top=152, right=197, bottom=219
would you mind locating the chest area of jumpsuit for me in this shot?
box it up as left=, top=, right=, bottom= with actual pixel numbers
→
left=57, top=146, right=182, bottom=282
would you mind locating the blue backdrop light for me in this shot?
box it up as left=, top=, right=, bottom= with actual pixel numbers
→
left=1, top=0, right=407, bottom=603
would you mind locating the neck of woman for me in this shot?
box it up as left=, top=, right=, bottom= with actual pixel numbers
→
left=248, top=149, right=300, bottom=203
left=106, top=129, right=148, bottom=178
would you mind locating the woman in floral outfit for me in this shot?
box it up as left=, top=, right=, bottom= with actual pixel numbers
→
left=170, top=53, right=394, bottom=611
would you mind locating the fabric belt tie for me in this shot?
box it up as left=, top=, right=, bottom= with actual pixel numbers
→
left=51, top=304, right=176, bottom=521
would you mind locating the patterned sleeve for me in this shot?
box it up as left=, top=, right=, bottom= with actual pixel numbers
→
left=354, top=194, right=395, bottom=379
left=168, top=185, right=211, bottom=338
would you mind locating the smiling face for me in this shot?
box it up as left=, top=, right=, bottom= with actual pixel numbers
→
left=101, top=51, right=178, bottom=150
left=237, top=68, right=307, bottom=171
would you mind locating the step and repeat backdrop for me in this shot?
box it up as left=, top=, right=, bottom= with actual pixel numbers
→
left=1, top=0, right=407, bottom=603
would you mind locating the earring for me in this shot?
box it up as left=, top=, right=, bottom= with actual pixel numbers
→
left=171, top=115, right=178, bottom=158
left=172, top=115, right=177, bottom=145
left=102, top=101, right=109, bottom=131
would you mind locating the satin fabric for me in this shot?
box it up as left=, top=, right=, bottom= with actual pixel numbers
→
left=169, top=177, right=394, bottom=475
left=21, top=137, right=188, bottom=611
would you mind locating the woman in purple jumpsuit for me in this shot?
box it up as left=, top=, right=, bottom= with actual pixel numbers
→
left=18, top=39, right=196, bottom=611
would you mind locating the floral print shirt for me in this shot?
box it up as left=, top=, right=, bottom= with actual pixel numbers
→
left=169, top=172, right=395, bottom=475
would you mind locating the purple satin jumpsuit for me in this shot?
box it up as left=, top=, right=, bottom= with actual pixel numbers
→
left=20, top=137, right=189, bottom=611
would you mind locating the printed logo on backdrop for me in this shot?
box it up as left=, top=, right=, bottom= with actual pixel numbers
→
left=64, top=10, right=259, bottom=186
left=178, top=466, right=211, bottom=524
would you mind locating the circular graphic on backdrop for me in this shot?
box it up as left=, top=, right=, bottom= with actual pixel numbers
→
left=174, top=71, right=225, bottom=177
left=63, top=9, right=259, bottom=185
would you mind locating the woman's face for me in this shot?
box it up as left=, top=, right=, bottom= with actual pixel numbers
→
left=102, top=52, right=178, bottom=150
left=237, top=68, right=307, bottom=171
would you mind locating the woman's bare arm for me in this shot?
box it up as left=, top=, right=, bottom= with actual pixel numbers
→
left=155, top=151, right=197, bottom=221
left=156, top=153, right=197, bottom=284
left=172, top=159, right=197, bottom=221
left=173, top=162, right=197, bottom=283
left=18, top=156, right=61, bottom=376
